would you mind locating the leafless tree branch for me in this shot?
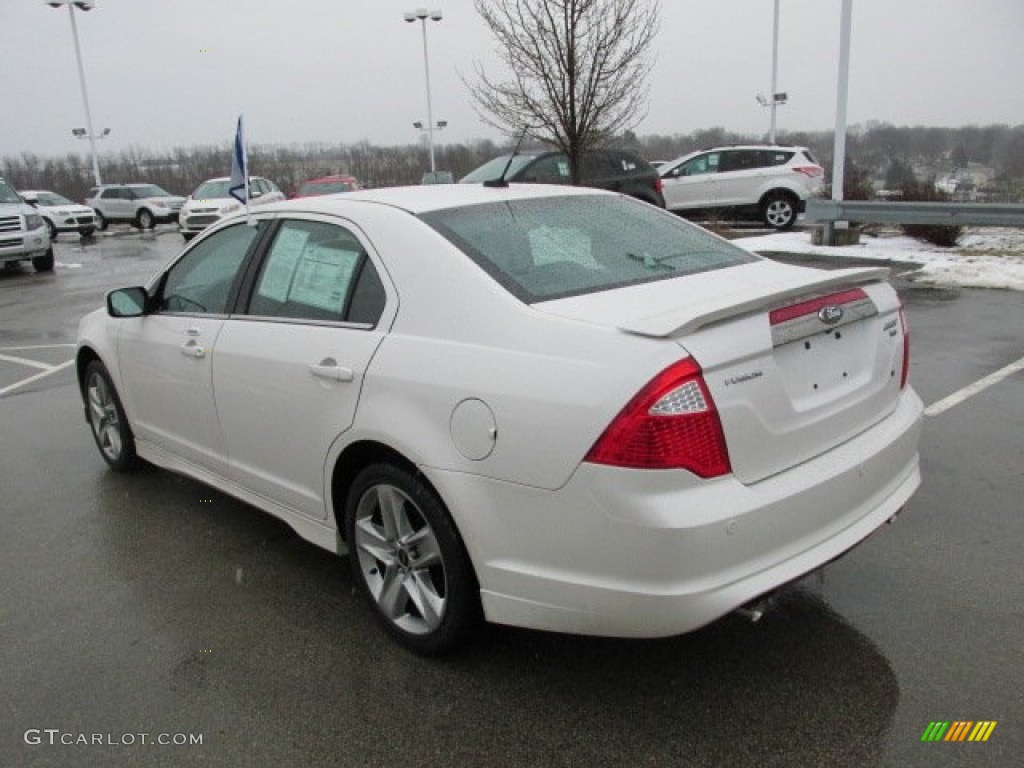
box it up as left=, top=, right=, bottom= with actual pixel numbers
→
left=466, top=0, right=660, bottom=183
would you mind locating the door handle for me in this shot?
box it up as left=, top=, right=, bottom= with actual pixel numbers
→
left=180, top=341, right=206, bottom=359
left=309, top=358, right=354, bottom=382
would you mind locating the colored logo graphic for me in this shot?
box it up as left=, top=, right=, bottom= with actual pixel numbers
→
left=921, top=721, right=997, bottom=742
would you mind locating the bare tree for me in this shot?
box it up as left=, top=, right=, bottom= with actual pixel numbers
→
left=468, top=0, right=660, bottom=184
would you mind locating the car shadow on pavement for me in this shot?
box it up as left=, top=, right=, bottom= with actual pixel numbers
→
left=8, top=464, right=898, bottom=768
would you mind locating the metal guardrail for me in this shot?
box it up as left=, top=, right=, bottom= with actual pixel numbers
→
left=805, top=200, right=1024, bottom=227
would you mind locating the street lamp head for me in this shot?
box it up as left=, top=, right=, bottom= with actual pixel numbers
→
left=436, top=120, right=447, bottom=129
left=72, top=128, right=87, bottom=137
left=403, top=11, right=416, bottom=22
left=45, top=1, right=96, bottom=9
left=413, top=121, right=423, bottom=129
left=101, top=127, right=111, bottom=136
left=429, top=10, right=442, bottom=21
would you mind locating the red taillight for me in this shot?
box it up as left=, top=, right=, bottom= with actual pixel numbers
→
left=654, top=176, right=663, bottom=193
left=769, top=288, right=867, bottom=325
left=584, top=359, right=731, bottom=477
left=792, top=165, right=823, bottom=178
left=899, top=306, right=910, bottom=389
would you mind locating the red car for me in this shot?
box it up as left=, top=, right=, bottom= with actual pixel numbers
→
left=292, top=175, right=361, bottom=198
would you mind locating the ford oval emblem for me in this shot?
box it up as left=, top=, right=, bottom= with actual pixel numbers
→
left=818, top=305, right=843, bottom=325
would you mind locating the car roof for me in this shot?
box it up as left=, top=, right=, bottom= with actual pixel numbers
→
left=259, top=182, right=612, bottom=216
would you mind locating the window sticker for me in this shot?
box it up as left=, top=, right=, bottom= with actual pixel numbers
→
left=289, top=245, right=359, bottom=313
left=258, top=227, right=310, bottom=303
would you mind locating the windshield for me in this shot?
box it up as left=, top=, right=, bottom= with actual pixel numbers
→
left=0, top=180, right=22, bottom=203
left=192, top=180, right=233, bottom=199
left=460, top=155, right=537, bottom=183
left=36, top=192, right=74, bottom=206
left=131, top=184, right=173, bottom=198
left=420, top=195, right=757, bottom=303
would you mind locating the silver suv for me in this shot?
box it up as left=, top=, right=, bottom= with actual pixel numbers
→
left=0, top=178, right=53, bottom=272
left=659, top=145, right=824, bottom=229
left=84, top=183, right=185, bottom=230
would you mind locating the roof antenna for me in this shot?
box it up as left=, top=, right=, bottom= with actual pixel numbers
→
left=484, top=125, right=531, bottom=188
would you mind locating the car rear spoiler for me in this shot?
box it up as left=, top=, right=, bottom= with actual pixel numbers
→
left=616, top=265, right=891, bottom=338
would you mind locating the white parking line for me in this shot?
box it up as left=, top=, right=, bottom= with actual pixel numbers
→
left=0, top=344, right=76, bottom=352
left=0, top=359, right=76, bottom=397
left=0, top=353, right=57, bottom=371
left=924, top=355, right=1024, bottom=417
left=0, top=344, right=77, bottom=397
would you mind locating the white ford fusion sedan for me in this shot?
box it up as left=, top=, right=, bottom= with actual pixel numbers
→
left=76, top=184, right=922, bottom=654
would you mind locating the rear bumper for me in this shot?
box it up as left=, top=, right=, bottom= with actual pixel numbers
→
left=428, top=388, right=923, bottom=638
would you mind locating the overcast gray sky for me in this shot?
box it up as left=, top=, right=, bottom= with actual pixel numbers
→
left=3, top=0, right=1022, bottom=157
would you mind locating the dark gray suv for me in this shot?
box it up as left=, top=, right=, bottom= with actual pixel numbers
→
left=461, top=149, right=665, bottom=207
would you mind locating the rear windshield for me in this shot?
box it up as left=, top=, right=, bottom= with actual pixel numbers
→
left=420, top=195, right=757, bottom=303
left=460, top=155, right=537, bottom=183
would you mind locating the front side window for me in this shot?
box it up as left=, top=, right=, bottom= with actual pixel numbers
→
left=158, top=223, right=260, bottom=314
left=248, top=219, right=385, bottom=325
left=678, top=152, right=720, bottom=177
left=421, top=195, right=756, bottom=303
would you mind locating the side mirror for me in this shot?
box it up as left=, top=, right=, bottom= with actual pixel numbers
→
left=107, top=286, right=148, bottom=318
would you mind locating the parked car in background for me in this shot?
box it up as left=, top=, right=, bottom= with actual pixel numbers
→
left=84, top=183, right=186, bottom=231
left=421, top=170, right=455, bottom=185
left=659, top=145, right=824, bottom=229
left=293, top=175, right=361, bottom=198
left=178, top=176, right=284, bottom=241
left=19, top=190, right=97, bottom=239
left=461, top=148, right=665, bottom=207
left=0, top=178, right=52, bottom=272
left=77, top=184, right=920, bottom=655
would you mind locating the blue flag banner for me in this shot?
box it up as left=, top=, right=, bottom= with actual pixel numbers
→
left=228, top=115, right=248, bottom=208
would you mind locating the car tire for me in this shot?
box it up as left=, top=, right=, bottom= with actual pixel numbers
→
left=761, top=192, right=798, bottom=230
left=137, top=209, right=155, bottom=230
left=32, top=248, right=54, bottom=272
left=45, top=219, right=58, bottom=240
left=345, top=463, right=479, bottom=655
left=95, top=211, right=108, bottom=231
left=79, top=228, right=96, bottom=238
left=182, top=232, right=195, bottom=242
left=84, top=360, right=139, bottom=472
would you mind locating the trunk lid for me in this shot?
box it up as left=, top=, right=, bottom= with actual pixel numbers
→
left=538, top=260, right=907, bottom=484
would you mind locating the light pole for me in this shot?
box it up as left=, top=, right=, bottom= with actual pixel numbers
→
left=404, top=8, right=442, bottom=173
left=756, top=0, right=787, bottom=144
left=45, top=1, right=103, bottom=185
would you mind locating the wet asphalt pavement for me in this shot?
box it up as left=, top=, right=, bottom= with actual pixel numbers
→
left=1, top=227, right=1021, bottom=767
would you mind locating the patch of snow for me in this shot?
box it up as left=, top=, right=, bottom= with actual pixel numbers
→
left=733, top=227, right=1024, bottom=292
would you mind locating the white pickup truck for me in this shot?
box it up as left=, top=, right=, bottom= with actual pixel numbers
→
left=0, top=178, right=53, bottom=272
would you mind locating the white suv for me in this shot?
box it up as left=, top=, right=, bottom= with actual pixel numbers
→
left=84, top=183, right=186, bottom=231
left=659, top=145, right=824, bottom=229
left=0, top=178, right=53, bottom=272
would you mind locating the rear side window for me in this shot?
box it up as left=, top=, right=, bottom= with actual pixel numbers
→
left=421, top=195, right=756, bottom=303
left=765, top=150, right=796, bottom=166
left=520, top=155, right=569, bottom=183
left=248, top=219, right=385, bottom=325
